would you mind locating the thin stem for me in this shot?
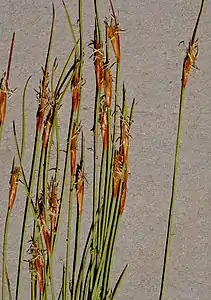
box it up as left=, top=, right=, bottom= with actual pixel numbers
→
left=2, top=209, right=11, bottom=300
left=75, top=225, right=92, bottom=299
left=63, top=0, right=79, bottom=59
left=111, top=264, right=128, bottom=299
left=48, top=254, right=55, bottom=300
left=158, top=86, right=185, bottom=300
left=6, top=32, right=15, bottom=87
left=64, top=175, right=74, bottom=298
left=72, top=213, right=82, bottom=300
left=21, top=76, right=31, bottom=160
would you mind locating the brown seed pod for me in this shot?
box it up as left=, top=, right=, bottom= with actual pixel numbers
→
left=0, top=73, right=7, bottom=127
left=76, top=165, right=85, bottom=216
left=36, top=102, right=45, bottom=133
left=72, top=68, right=80, bottom=113
left=120, top=167, right=128, bottom=215
left=38, top=198, right=51, bottom=255
left=120, top=117, right=131, bottom=164
left=107, top=24, right=120, bottom=62
left=107, top=0, right=120, bottom=62
left=99, top=103, right=108, bottom=150
left=70, top=123, right=81, bottom=176
left=94, top=41, right=104, bottom=92
left=8, top=165, right=20, bottom=210
left=0, top=33, right=16, bottom=128
left=182, top=40, right=198, bottom=88
left=103, top=67, right=112, bottom=108
left=31, top=241, right=44, bottom=295
left=113, top=151, right=123, bottom=198
left=42, top=226, right=51, bottom=255
left=36, top=69, right=50, bottom=133
left=42, top=108, right=53, bottom=150
left=72, top=68, right=80, bottom=88
left=72, top=87, right=80, bottom=113
left=48, top=178, right=58, bottom=234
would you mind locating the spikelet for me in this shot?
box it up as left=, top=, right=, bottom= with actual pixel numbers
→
left=94, top=31, right=104, bottom=92
left=103, top=66, right=112, bottom=108
left=38, top=198, right=51, bottom=255
left=0, top=73, right=7, bottom=127
left=0, top=33, right=15, bottom=128
left=99, top=102, right=108, bottom=150
left=31, top=241, right=44, bottom=295
left=113, top=150, right=123, bottom=198
left=8, top=162, right=20, bottom=210
left=107, top=24, right=120, bottom=62
left=107, top=0, right=120, bottom=62
left=48, top=178, right=58, bottom=235
left=36, top=69, right=50, bottom=133
left=120, top=167, right=128, bottom=215
left=70, top=123, right=80, bottom=175
left=42, top=107, right=53, bottom=150
left=72, top=67, right=80, bottom=113
left=182, top=40, right=198, bottom=88
left=76, top=164, right=85, bottom=216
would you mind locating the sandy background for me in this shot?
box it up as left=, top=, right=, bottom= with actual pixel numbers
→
left=0, top=0, right=211, bottom=299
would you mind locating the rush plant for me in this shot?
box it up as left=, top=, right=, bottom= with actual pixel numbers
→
left=1, top=1, right=134, bottom=299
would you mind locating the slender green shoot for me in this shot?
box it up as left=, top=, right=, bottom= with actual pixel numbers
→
left=158, top=1, right=206, bottom=299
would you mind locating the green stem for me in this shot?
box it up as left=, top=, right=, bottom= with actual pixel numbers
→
left=48, top=254, right=55, bottom=300
left=102, top=207, right=120, bottom=297
left=97, top=145, right=106, bottom=253
left=55, top=115, right=60, bottom=181
left=91, top=0, right=103, bottom=290
left=92, top=182, right=122, bottom=297
left=158, top=85, right=186, bottom=300
left=94, top=0, right=102, bottom=42
left=64, top=175, right=74, bottom=298
left=21, top=76, right=31, bottom=160
left=63, top=1, right=79, bottom=58
left=75, top=225, right=92, bottom=299
left=72, top=214, right=82, bottom=300
left=2, top=209, right=11, bottom=300
left=91, top=90, right=100, bottom=289
left=15, top=130, right=41, bottom=300
left=103, top=61, right=120, bottom=245
left=101, top=107, right=112, bottom=246
left=111, top=264, right=128, bottom=299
